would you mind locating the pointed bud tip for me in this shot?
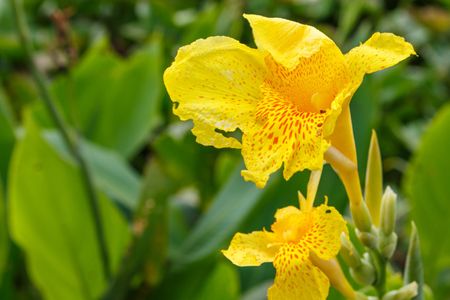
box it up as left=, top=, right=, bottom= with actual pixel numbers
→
left=380, top=186, right=397, bottom=235
left=365, top=129, right=383, bottom=226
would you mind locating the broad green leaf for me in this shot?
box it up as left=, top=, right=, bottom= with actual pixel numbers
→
left=404, top=104, right=450, bottom=297
left=404, top=222, right=424, bottom=300
left=8, top=116, right=130, bottom=300
left=0, top=177, right=8, bottom=284
left=0, top=87, right=15, bottom=185
left=196, top=261, right=239, bottom=300
left=44, top=131, right=140, bottom=211
left=92, top=38, right=163, bottom=157
left=171, top=164, right=264, bottom=268
left=38, top=36, right=163, bottom=158
left=155, top=260, right=239, bottom=300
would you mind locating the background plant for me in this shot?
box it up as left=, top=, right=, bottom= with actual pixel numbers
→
left=0, top=0, right=449, bottom=299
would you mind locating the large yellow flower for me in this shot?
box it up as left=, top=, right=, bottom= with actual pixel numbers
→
left=164, top=14, right=415, bottom=188
left=222, top=204, right=348, bottom=300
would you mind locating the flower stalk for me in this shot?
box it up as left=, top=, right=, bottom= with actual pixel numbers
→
left=305, top=167, right=323, bottom=210
left=311, top=254, right=356, bottom=300
left=325, top=147, right=374, bottom=236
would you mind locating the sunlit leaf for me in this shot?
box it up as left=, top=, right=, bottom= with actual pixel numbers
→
left=404, top=222, right=424, bottom=300
left=196, top=261, right=239, bottom=300
left=405, top=104, right=450, bottom=298
left=8, top=116, right=130, bottom=300
left=37, top=35, right=164, bottom=158
left=44, top=131, right=140, bottom=211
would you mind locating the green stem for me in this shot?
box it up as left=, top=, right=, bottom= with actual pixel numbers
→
left=10, top=0, right=111, bottom=281
left=370, top=249, right=387, bottom=297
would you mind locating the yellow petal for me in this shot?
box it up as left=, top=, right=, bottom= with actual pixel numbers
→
left=303, top=205, right=348, bottom=260
left=244, top=14, right=341, bottom=70
left=346, top=32, right=416, bottom=77
left=164, top=36, right=267, bottom=149
left=268, top=243, right=329, bottom=300
left=271, top=206, right=310, bottom=243
left=241, top=86, right=329, bottom=188
left=222, top=231, right=279, bottom=267
left=238, top=38, right=352, bottom=187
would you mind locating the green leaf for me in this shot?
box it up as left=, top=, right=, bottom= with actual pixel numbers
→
left=0, top=87, right=15, bottom=185
left=155, top=260, right=239, bottom=300
left=172, top=164, right=264, bottom=268
left=38, top=35, right=163, bottom=158
left=196, top=261, right=239, bottom=300
left=102, top=158, right=169, bottom=299
left=152, top=122, right=218, bottom=201
left=8, top=116, right=130, bottom=300
left=241, top=280, right=271, bottom=300
left=44, top=131, right=141, bottom=211
left=404, top=103, right=450, bottom=297
left=404, top=222, right=424, bottom=300
left=0, top=177, right=8, bottom=284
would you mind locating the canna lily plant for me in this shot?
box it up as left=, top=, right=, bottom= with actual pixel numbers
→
left=164, top=13, right=422, bottom=300
left=164, top=14, right=415, bottom=189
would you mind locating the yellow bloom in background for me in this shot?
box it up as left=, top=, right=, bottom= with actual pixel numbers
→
left=222, top=204, right=348, bottom=300
left=164, top=14, right=415, bottom=188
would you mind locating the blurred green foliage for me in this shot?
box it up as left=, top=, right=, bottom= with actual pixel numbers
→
left=405, top=105, right=450, bottom=299
left=0, top=0, right=449, bottom=299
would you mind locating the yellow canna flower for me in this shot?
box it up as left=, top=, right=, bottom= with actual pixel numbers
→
left=222, top=204, right=348, bottom=300
left=164, top=14, right=415, bottom=188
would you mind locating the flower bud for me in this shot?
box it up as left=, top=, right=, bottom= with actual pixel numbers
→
left=378, top=231, right=398, bottom=259
left=355, top=292, right=378, bottom=300
left=340, top=234, right=376, bottom=285
left=382, top=282, right=418, bottom=300
left=352, top=200, right=373, bottom=233
left=350, top=260, right=376, bottom=285
left=340, top=233, right=361, bottom=268
left=380, top=186, right=397, bottom=235
left=377, top=187, right=398, bottom=258
left=365, top=130, right=383, bottom=226
left=404, top=222, right=424, bottom=299
left=356, top=227, right=378, bottom=249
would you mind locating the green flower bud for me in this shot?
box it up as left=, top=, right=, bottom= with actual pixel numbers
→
left=378, top=231, right=398, bottom=259
left=356, top=227, right=378, bottom=249
left=380, top=186, right=397, bottom=235
left=352, top=200, right=373, bottom=233
left=350, top=253, right=376, bottom=285
left=340, top=233, right=362, bottom=268
left=356, top=292, right=378, bottom=300
left=340, top=234, right=376, bottom=285
left=382, top=282, right=418, bottom=300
